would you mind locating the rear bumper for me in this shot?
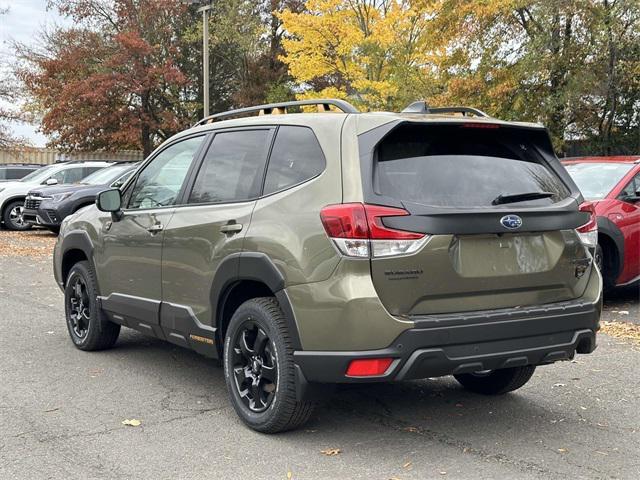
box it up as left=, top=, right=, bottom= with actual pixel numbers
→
left=294, top=296, right=601, bottom=384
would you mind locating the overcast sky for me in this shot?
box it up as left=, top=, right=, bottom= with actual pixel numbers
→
left=1, top=0, right=71, bottom=147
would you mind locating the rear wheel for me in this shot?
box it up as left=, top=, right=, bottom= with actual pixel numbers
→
left=64, top=261, right=120, bottom=351
left=223, top=297, right=314, bottom=433
left=454, top=365, right=536, bottom=395
left=3, top=200, right=32, bottom=231
left=596, top=242, right=617, bottom=291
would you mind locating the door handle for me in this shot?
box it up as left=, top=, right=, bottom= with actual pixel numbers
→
left=220, top=223, right=243, bottom=234
left=147, top=223, right=164, bottom=234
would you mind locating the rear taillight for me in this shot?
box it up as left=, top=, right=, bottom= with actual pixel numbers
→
left=320, top=203, right=429, bottom=258
left=576, top=201, right=598, bottom=248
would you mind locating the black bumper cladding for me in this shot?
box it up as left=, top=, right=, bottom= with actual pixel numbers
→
left=294, top=298, right=600, bottom=384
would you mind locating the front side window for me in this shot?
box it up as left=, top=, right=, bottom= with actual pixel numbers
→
left=188, top=130, right=271, bottom=204
left=263, top=126, right=326, bottom=195
left=128, top=136, right=204, bottom=209
left=619, top=172, right=640, bottom=200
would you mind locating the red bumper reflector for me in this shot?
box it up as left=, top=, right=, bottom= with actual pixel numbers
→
left=346, top=358, right=394, bottom=377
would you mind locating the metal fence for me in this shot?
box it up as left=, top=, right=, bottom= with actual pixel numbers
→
left=0, top=147, right=144, bottom=165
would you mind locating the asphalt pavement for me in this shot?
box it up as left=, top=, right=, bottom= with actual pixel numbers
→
left=0, top=237, right=639, bottom=480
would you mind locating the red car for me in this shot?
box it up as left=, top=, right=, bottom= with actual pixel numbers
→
left=563, top=156, right=640, bottom=289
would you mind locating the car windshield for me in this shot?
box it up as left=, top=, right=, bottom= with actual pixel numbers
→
left=80, top=164, right=132, bottom=185
left=19, top=164, right=59, bottom=183
left=564, top=162, right=633, bottom=200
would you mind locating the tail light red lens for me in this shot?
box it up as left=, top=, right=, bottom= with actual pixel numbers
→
left=318, top=203, right=369, bottom=239
left=320, top=203, right=427, bottom=258
left=346, top=357, right=394, bottom=377
left=576, top=201, right=598, bottom=248
left=577, top=202, right=597, bottom=233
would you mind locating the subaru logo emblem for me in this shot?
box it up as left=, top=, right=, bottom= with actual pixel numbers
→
left=500, top=214, right=523, bottom=230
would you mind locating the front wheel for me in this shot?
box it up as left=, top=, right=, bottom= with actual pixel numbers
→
left=3, top=200, right=32, bottom=231
left=223, top=297, right=314, bottom=433
left=454, top=365, right=536, bottom=395
left=64, top=261, right=120, bottom=351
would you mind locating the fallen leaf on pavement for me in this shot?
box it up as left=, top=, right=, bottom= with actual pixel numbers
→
left=601, top=321, right=640, bottom=345
left=403, top=426, right=419, bottom=433
left=320, top=448, right=340, bottom=456
left=558, top=448, right=568, bottom=453
left=403, top=461, right=412, bottom=468
left=122, top=419, right=141, bottom=427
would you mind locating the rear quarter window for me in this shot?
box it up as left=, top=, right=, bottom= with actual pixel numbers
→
left=263, top=126, right=326, bottom=195
left=374, top=124, right=570, bottom=208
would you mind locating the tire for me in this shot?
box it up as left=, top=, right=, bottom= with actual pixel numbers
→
left=64, top=261, right=120, bottom=351
left=223, top=297, right=314, bottom=433
left=2, top=200, right=32, bottom=231
left=595, top=243, right=616, bottom=292
left=454, top=365, right=536, bottom=395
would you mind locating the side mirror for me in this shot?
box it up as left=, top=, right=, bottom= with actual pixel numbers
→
left=45, top=178, right=58, bottom=186
left=96, top=188, right=123, bottom=220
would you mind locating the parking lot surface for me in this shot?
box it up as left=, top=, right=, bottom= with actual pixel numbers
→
left=1, top=231, right=639, bottom=479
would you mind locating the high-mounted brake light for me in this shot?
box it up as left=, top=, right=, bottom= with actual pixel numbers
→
left=576, top=201, right=597, bottom=248
left=320, top=203, right=429, bottom=258
left=346, top=358, right=394, bottom=377
left=461, top=123, right=500, bottom=129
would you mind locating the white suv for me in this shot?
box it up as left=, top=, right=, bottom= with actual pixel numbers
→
left=0, top=161, right=112, bottom=230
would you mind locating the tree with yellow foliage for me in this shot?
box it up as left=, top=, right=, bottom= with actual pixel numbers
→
left=280, top=0, right=639, bottom=154
left=279, top=0, right=435, bottom=110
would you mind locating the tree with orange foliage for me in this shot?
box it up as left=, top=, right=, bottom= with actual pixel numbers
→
left=19, top=0, right=199, bottom=157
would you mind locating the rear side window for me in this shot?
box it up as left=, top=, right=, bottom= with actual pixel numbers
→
left=263, top=126, right=325, bottom=194
left=189, top=130, right=271, bottom=204
left=374, top=124, right=570, bottom=208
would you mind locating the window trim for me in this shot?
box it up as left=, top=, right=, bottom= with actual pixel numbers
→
left=121, top=133, right=210, bottom=213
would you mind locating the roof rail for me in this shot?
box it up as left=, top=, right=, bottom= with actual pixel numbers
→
left=401, top=101, right=490, bottom=118
left=194, top=99, right=359, bottom=127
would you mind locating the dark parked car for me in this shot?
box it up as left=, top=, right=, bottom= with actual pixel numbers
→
left=0, top=161, right=114, bottom=230
left=563, top=156, right=640, bottom=289
left=23, top=162, right=138, bottom=233
left=0, top=163, right=42, bottom=182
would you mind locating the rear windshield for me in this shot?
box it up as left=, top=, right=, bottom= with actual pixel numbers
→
left=374, top=124, right=570, bottom=208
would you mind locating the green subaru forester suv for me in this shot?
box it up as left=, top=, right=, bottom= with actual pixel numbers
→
left=53, top=99, right=601, bottom=433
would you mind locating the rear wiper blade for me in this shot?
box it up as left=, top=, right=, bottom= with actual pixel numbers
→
left=492, top=191, right=554, bottom=205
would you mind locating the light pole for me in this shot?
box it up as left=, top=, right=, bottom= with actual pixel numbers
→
left=184, top=0, right=214, bottom=117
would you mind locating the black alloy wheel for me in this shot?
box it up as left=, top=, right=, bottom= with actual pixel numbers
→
left=223, top=297, right=314, bottom=433
left=64, top=261, right=120, bottom=351
left=67, top=274, right=91, bottom=339
left=231, top=322, right=278, bottom=413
